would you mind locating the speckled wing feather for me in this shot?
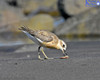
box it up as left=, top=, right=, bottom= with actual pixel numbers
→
left=32, top=30, right=54, bottom=42
left=19, top=26, right=53, bottom=42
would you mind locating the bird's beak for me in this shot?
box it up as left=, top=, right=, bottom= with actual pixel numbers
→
left=62, top=49, right=66, bottom=53
left=64, top=50, right=66, bottom=53
left=62, top=49, right=68, bottom=56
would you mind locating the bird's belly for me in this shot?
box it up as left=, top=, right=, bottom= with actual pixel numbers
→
left=42, top=42, right=58, bottom=49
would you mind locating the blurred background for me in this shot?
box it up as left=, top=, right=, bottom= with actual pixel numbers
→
left=0, top=0, right=100, bottom=46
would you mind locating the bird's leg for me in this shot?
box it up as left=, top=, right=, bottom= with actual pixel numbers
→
left=41, top=48, right=48, bottom=59
left=41, top=48, right=54, bottom=59
left=38, top=46, right=44, bottom=60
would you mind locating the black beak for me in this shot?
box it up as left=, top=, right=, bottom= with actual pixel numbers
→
left=63, top=50, right=68, bottom=56
left=64, top=50, right=66, bottom=53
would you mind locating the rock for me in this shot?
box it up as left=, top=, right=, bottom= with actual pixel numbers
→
left=22, top=0, right=40, bottom=15
left=0, top=10, right=25, bottom=32
left=22, top=0, right=59, bottom=17
left=15, top=14, right=54, bottom=31
left=39, top=0, right=59, bottom=17
left=0, top=13, right=54, bottom=32
left=57, top=0, right=91, bottom=19
left=0, top=10, right=20, bottom=26
left=54, top=7, right=100, bottom=40
left=0, top=0, right=25, bottom=29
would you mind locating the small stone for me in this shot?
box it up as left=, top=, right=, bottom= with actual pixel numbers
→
left=27, top=55, right=30, bottom=58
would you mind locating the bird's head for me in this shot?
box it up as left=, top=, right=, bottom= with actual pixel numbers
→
left=57, top=40, right=67, bottom=54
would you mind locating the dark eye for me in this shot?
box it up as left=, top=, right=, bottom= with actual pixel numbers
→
left=63, top=44, right=65, bottom=47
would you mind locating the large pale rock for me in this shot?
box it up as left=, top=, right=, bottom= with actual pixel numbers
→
left=57, top=0, right=91, bottom=19
left=22, top=0, right=40, bottom=15
left=0, top=0, right=25, bottom=29
left=15, top=14, right=54, bottom=32
left=64, top=0, right=91, bottom=15
left=54, top=7, right=100, bottom=39
left=0, top=13, right=54, bottom=32
left=22, top=0, right=59, bottom=16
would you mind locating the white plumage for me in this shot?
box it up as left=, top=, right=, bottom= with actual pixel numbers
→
left=23, top=31, right=42, bottom=45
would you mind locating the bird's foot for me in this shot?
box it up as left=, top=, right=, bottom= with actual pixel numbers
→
left=44, top=57, right=54, bottom=60
left=38, top=56, right=54, bottom=60
left=38, top=56, right=44, bottom=60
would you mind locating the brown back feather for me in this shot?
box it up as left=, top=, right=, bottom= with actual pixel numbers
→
left=19, top=26, right=58, bottom=42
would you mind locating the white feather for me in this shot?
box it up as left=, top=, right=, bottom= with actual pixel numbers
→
left=36, top=38, right=43, bottom=43
left=22, top=31, right=42, bottom=45
left=57, top=40, right=62, bottom=50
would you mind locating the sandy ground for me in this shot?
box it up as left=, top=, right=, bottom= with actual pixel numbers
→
left=0, top=41, right=100, bottom=80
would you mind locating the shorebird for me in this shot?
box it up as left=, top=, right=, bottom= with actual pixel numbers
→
left=19, top=26, right=69, bottom=60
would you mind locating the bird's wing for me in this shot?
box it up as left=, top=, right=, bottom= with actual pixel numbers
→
left=31, top=30, right=53, bottom=42
left=19, top=26, right=53, bottom=42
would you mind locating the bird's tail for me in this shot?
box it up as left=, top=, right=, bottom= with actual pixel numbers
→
left=18, top=26, right=36, bottom=36
left=18, top=26, right=31, bottom=32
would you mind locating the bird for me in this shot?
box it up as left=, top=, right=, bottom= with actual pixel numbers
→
left=19, top=26, right=69, bottom=60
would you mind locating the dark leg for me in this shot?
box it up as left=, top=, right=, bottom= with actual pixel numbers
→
left=38, top=46, right=44, bottom=60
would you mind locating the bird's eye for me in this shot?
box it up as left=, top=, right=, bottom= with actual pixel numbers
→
left=63, top=44, right=65, bottom=47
